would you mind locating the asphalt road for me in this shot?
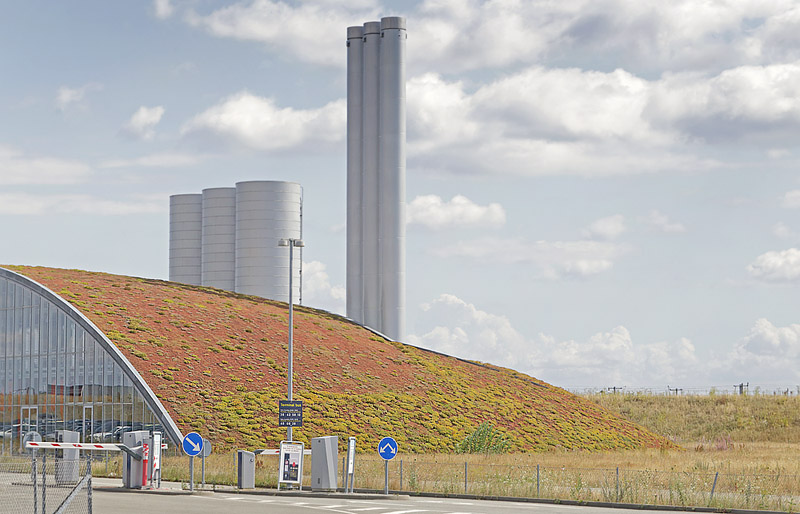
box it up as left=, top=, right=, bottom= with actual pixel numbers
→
left=92, top=489, right=676, bottom=514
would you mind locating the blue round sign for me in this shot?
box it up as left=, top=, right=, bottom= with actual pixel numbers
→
left=378, top=436, right=398, bottom=460
left=182, top=432, right=204, bottom=456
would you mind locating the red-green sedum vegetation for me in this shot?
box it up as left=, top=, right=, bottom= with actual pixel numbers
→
left=8, top=265, right=677, bottom=453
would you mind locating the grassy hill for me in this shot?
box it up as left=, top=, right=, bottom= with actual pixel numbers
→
left=586, top=392, right=800, bottom=443
left=9, top=265, right=676, bottom=453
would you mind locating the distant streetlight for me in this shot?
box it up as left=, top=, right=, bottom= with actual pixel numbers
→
left=278, top=238, right=304, bottom=441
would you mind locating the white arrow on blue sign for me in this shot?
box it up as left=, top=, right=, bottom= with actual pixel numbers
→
left=378, top=436, right=398, bottom=460
left=182, top=432, right=204, bottom=456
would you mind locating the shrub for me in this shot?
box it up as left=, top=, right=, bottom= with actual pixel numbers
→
left=455, top=422, right=511, bottom=454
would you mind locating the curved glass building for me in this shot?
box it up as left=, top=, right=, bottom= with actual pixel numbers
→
left=0, top=267, right=182, bottom=455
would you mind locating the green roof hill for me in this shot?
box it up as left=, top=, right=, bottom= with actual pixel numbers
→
left=8, top=265, right=675, bottom=453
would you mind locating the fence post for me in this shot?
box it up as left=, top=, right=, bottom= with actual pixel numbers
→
left=42, top=451, right=47, bottom=514
left=537, top=464, right=540, bottom=497
left=464, top=461, right=468, bottom=495
left=32, top=449, right=37, bottom=514
left=87, top=454, right=93, bottom=514
left=709, top=471, right=719, bottom=504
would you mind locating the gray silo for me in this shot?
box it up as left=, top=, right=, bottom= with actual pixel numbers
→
left=169, top=194, right=202, bottom=286
left=235, top=181, right=303, bottom=303
left=201, top=187, right=236, bottom=291
left=346, top=16, right=407, bottom=342
left=346, top=24, right=364, bottom=325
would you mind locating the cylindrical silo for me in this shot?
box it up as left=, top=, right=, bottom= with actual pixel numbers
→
left=378, top=16, right=407, bottom=342
left=346, top=24, right=365, bottom=325
left=169, top=194, right=203, bottom=286
left=235, top=181, right=302, bottom=303
left=201, top=187, right=236, bottom=291
left=361, top=20, right=382, bottom=330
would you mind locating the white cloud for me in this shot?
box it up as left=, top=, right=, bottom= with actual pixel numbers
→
left=99, top=152, right=201, bottom=169
left=408, top=293, right=525, bottom=369
left=122, top=106, right=165, bottom=140
left=726, top=318, right=800, bottom=382
left=406, top=70, right=718, bottom=177
left=410, top=295, right=800, bottom=387
left=185, top=0, right=377, bottom=68
left=301, top=260, right=345, bottom=315
left=782, top=190, right=800, bottom=208
left=55, top=83, right=103, bottom=111
left=407, top=195, right=505, bottom=230
left=181, top=92, right=345, bottom=151
left=176, top=2, right=799, bottom=75
left=583, top=214, right=626, bottom=240
left=644, top=210, right=686, bottom=233
left=0, top=193, right=165, bottom=216
left=0, top=146, right=91, bottom=185
left=153, top=0, right=174, bottom=19
left=433, top=237, right=626, bottom=279
left=407, top=60, right=800, bottom=177
left=747, top=248, right=800, bottom=283
left=408, top=293, right=701, bottom=388
left=772, top=222, right=796, bottom=240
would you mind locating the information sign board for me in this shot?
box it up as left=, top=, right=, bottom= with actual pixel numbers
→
left=278, top=441, right=305, bottom=488
left=279, top=400, right=303, bottom=427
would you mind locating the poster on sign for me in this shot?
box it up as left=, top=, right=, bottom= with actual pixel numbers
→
left=278, top=441, right=304, bottom=489
left=152, top=432, right=162, bottom=487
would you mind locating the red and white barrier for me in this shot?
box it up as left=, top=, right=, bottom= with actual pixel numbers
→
left=25, top=441, right=168, bottom=451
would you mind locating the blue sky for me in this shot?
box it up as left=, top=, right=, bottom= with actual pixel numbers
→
left=2, top=0, right=800, bottom=391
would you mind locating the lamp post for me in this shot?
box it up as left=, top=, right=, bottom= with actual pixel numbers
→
left=278, top=238, right=303, bottom=441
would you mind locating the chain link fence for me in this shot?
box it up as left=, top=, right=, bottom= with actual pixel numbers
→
left=0, top=452, right=92, bottom=514
left=349, top=457, right=800, bottom=512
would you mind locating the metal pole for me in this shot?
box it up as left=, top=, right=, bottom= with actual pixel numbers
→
left=464, top=461, right=468, bottom=494
left=384, top=460, right=389, bottom=495
left=287, top=241, right=293, bottom=443
left=710, top=471, right=719, bottom=503
left=190, top=456, right=194, bottom=492
left=202, top=453, right=205, bottom=488
left=400, top=459, right=403, bottom=490
left=42, top=451, right=47, bottom=514
left=616, top=467, right=619, bottom=501
left=537, top=464, right=540, bottom=497
left=32, top=449, right=37, bottom=514
left=87, top=454, right=93, bottom=514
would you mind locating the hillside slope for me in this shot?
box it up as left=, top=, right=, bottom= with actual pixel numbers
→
left=9, top=265, right=676, bottom=453
left=587, top=392, right=800, bottom=443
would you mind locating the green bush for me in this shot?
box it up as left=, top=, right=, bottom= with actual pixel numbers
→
left=456, top=422, right=510, bottom=454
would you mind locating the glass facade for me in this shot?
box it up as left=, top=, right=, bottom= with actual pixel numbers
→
left=0, top=270, right=181, bottom=454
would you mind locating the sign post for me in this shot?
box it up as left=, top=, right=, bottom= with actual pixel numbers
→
left=345, top=436, right=356, bottom=492
left=151, top=432, right=162, bottom=489
left=278, top=441, right=305, bottom=490
left=182, top=432, right=204, bottom=492
left=201, top=438, right=212, bottom=488
left=378, top=436, right=398, bottom=495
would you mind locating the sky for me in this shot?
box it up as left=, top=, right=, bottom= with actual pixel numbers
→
left=2, top=0, right=800, bottom=392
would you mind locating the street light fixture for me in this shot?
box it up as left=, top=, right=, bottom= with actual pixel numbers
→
left=278, top=238, right=304, bottom=441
